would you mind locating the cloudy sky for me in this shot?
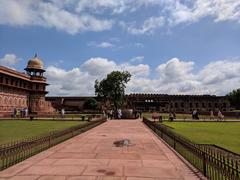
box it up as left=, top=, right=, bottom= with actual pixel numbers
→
left=0, top=0, right=240, bottom=96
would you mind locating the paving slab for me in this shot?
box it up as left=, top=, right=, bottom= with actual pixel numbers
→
left=0, top=120, right=201, bottom=179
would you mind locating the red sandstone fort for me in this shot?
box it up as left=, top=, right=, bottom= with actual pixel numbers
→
left=0, top=55, right=234, bottom=117
left=0, top=54, right=54, bottom=117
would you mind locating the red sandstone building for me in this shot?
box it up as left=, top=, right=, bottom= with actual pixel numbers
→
left=0, top=55, right=234, bottom=117
left=0, top=54, right=54, bottom=117
left=127, top=93, right=233, bottom=113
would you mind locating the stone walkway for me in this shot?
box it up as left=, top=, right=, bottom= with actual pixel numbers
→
left=0, top=120, right=201, bottom=180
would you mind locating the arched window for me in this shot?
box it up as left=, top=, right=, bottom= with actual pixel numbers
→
left=9, top=97, right=13, bottom=106
left=4, top=97, right=7, bottom=104
left=175, top=102, right=178, bottom=108
left=14, top=98, right=17, bottom=105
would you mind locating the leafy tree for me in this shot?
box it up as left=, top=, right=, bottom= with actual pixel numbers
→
left=94, top=71, right=131, bottom=114
left=226, top=89, right=240, bottom=109
left=83, top=98, right=98, bottom=110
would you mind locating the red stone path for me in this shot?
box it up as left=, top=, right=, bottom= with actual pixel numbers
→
left=0, top=120, right=202, bottom=180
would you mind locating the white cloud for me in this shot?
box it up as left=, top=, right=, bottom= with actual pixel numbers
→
left=109, top=37, right=120, bottom=42
left=76, top=0, right=129, bottom=14
left=126, top=16, right=165, bottom=35
left=0, top=0, right=113, bottom=34
left=122, top=64, right=150, bottom=77
left=134, top=43, right=144, bottom=48
left=46, top=57, right=150, bottom=95
left=121, top=0, right=240, bottom=34
left=81, top=57, right=149, bottom=77
left=153, top=58, right=240, bottom=95
left=45, top=57, right=240, bottom=96
left=45, top=66, right=94, bottom=95
left=75, top=0, right=169, bottom=15
left=167, top=0, right=240, bottom=25
left=198, top=60, right=240, bottom=94
left=156, top=58, right=195, bottom=83
left=81, top=57, right=117, bottom=76
left=130, top=56, right=144, bottom=63
left=88, top=41, right=115, bottom=48
left=0, top=54, right=19, bottom=67
left=0, top=0, right=239, bottom=35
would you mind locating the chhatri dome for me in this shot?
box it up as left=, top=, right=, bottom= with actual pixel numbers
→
left=25, top=53, right=45, bottom=72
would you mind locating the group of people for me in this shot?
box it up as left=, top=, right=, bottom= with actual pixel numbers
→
left=168, top=112, right=176, bottom=122
left=154, top=109, right=225, bottom=122
left=13, top=108, right=28, bottom=118
left=104, top=109, right=122, bottom=119
left=210, top=110, right=224, bottom=121
left=192, top=109, right=224, bottom=121
left=134, top=110, right=142, bottom=119
left=192, top=109, right=199, bottom=119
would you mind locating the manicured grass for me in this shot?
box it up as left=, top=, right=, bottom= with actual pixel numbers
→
left=0, top=120, right=88, bottom=144
left=163, top=122, right=240, bottom=154
left=64, top=113, right=101, bottom=118
left=143, top=112, right=237, bottom=120
left=143, top=112, right=208, bottom=120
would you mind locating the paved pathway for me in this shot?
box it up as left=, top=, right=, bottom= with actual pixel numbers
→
left=0, top=120, right=201, bottom=180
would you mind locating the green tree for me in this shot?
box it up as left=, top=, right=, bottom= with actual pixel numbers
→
left=226, top=89, right=240, bottom=109
left=83, top=98, right=98, bottom=110
left=94, top=71, right=131, bottom=114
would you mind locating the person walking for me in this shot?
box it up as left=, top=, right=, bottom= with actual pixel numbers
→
left=117, top=109, right=122, bottom=119
left=16, top=109, right=20, bottom=118
left=61, top=108, right=65, bottom=119
left=210, top=110, right=214, bottom=120
left=218, top=110, right=224, bottom=121
left=25, top=108, right=28, bottom=118
left=13, top=108, right=17, bottom=118
left=139, top=110, right=142, bottom=118
left=169, top=112, right=174, bottom=122
left=109, top=109, right=113, bottom=119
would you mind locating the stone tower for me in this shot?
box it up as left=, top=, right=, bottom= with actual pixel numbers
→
left=24, top=54, right=49, bottom=114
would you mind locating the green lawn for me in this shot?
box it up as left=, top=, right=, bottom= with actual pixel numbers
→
left=143, top=112, right=208, bottom=120
left=163, top=122, right=240, bottom=154
left=64, top=113, right=101, bottom=118
left=143, top=112, right=237, bottom=120
left=0, top=120, right=88, bottom=144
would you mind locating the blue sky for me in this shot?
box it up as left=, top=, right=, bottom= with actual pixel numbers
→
left=0, top=0, right=240, bottom=96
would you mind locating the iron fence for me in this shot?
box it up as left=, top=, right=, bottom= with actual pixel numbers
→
left=0, top=119, right=106, bottom=170
left=143, top=117, right=240, bottom=180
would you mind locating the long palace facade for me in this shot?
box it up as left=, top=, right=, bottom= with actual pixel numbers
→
left=47, top=93, right=233, bottom=114
left=0, top=54, right=55, bottom=117
left=127, top=93, right=233, bottom=113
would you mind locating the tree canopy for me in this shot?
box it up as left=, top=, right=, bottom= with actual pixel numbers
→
left=94, top=71, right=131, bottom=111
left=226, top=89, right=240, bottom=110
left=83, top=98, right=98, bottom=110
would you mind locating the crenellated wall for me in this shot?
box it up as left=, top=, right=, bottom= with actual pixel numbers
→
left=127, top=93, right=233, bottom=113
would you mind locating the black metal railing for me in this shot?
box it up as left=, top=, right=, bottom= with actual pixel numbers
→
left=0, top=119, right=106, bottom=170
left=143, top=117, right=240, bottom=180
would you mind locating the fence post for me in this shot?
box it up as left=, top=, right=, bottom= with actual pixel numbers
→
left=173, top=136, right=176, bottom=149
left=203, top=152, right=207, bottom=177
left=236, top=161, right=239, bottom=179
left=48, top=135, right=51, bottom=147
